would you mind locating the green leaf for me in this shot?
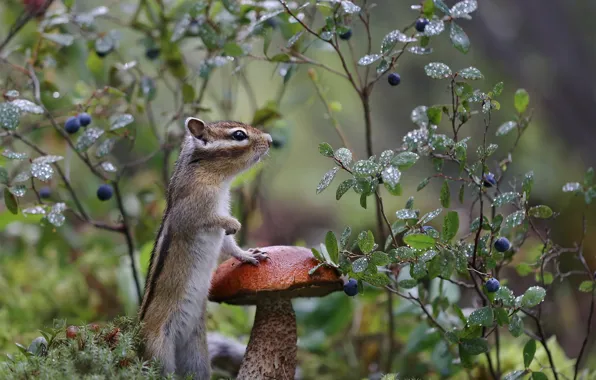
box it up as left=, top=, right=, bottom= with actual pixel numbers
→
left=0, top=167, right=8, bottom=184
left=359, top=193, right=367, bottom=209
left=521, top=286, right=546, bottom=308
left=493, top=82, right=504, bottom=96
left=523, top=339, right=536, bottom=368
left=442, top=211, right=459, bottom=242
left=535, top=271, right=553, bottom=286
left=459, top=338, right=488, bottom=355
left=325, top=231, right=339, bottom=264
left=467, top=307, right=494, bottom=327
left=182, top=83, right=195, bottom=103
left=358, top=230, right=375, bottom=253
left=449, top=22, right=470, bottom=54
left=427, top=106, right=442, bottom=125
left=419, top=208, right=442, bottom=224
left=433, top=0, right=451, bottom=15
left=318, top=143, right=334, bottom=157
left=399, top=279, right=418, bottom=289
left=403, top=233, right=436, bottom=250
left=340, top=226, right=351, bottom=250
left=316, top=167, right=339, bottom=194
left=392, top=152, right=420, bottom=170
left=516, top=263, right=534, bottom=276
left=251, top=103, right=281, bottom=126
left=223, top=42, right=244, bottom=57
left=579, top=281, right=594, bottom=293
left=503, top=371, right=526, bottom=380
left=496, top=121, right=517, bottom=136
left=425, top=62, right=452, bottom=79
left=311, top=248, right=324, bottom=263
left=585, top=167, right=594, bottom=186
left=440, top=181, right=450, bottom=208
left=336, top=179, right=356, bottom=200
left=3, top=187, right=18, bottom=215
left=458, top=184, right=465, bottom=203
left=417, top=177, right=431, bottom=191
left=0, top=103, right=21, bottom=130
left=532, top=372, right=548, bottom=380
left=528, top=205, right=553, bottom=219
left=410, top=261, right=427, bottom=279
left=493, top=192, right=519, bottom=207
left=371, top=251, right=390, bottom=266
left=514, top=89, right=530, bottom=114
left=352, top=257, right=368, bottom=273
left=141, top=76, right=157, bottom=101
left=504, top=210, right=525, bottom=229
left=495, top=286, right=515, bottom=308
left=458, top=67, right=483, bottom=80
left=308, top=262, right=326, bottom=276
left=508, top=314, right=524, bottom=337
left=42, top=33, right=74, bottom=46
left=363, top=273, right=390, bottom=287
left=390, top=247, right=415, bottom=261
left=396, top=209, right=418, bottom=220
left=494, top=308, right=509, bottom=326
left=523, top=171, right=534, bottom=197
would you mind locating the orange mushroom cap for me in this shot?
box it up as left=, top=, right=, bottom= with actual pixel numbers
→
left=209, top=246, right=343, bottom=305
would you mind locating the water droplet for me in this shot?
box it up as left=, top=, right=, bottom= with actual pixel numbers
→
left=424, top=62, right=452, bottom=79
left=379, top=150, right=395, bottom=166
left=316, top=167, right=339, bottom=194
left=13, top=171, right=31, bottom=182
left=75, top=127, right=104, bottom=151
left=396, top=209, right=418, bottom=219
left=382, top=166, right=401, bottom=187
left=408, top=46, right=433, bottom=55
left=23, top=206, right=46, bottom=215
left=11, top=99, right=44, bottom=114
left=110, top=114, right=134, bottom=130
left=458, top=67, right=483, bottom=80
left=33, top=155, right=63, bottom=164
left=96, top=138, right=116, bottom=158
left=101, top=161, right=117, bottom=172
left=334, top=148, right=353, bottom=167
left=451, top=0, right=478, bottom=18
left=358, top=54, right=381, bottom=66
left=2, top=149, right=28, bottom=160
left=562, top=182, right=581, bottom=192
left=424, top=19, right=445, bottom=36
left=31, top=163, right=54, bottom=182
left=9, top=185, right=27, bottom=197
left=0, top=102, right=21, bottom=130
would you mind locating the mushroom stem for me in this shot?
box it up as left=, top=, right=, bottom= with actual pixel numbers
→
left=237, top=297, right=297, bottom=380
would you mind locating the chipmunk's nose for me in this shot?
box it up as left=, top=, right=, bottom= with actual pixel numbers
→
left=265, top=133, right=273, bottom=146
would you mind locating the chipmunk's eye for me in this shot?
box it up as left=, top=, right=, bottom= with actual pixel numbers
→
left=231, top=130, right=248, bottom=141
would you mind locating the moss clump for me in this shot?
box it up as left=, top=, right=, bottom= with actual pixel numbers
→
left=0, top=317, right=168, bottom=380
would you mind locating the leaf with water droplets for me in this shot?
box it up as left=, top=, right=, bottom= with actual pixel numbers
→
left=4, top=90, right=19, bottom=99
left=339, top=0, right=361, bottom=14
left=419, top=249, right=438, bottom=262
left=46, top=202, right=66, bottom=227
left=4, top=188, right=18, bottom=214
left=110, top=114, right=134, bottom=130
left=101, top=161, right=117, bottom=172
left=460, top=338, right=489, bottom=355
left=450, top=0, right=477, bottom=18
left=378, top=150, right=394, bottom=166
left=13, top=171, right=30, bottom=182
left=23, top=206, right=46, bottom=215
left=420, top=208, right=442, bottom=225
left=381, top=166, right=401, bottom=188
left=358, top=54, right=381, bottom=66
left=504, top=210, right=525, bottom=229
left=404, top=233, right=435, bottom=250
left=0, top=103, right=20, bottom=130
left=96, top=138, right=116, bottom=158
left=528, top=205, right=553, bottom=219
left=352, top=257, right=368, bottom=273
left=496, top=121, right=517, bottom=136
left=424, top=62, right=452, bottom=79
left=508, top=314, right=524, bottom=337
left=450, top=22, right=470, bottom=54
left=334, top=147, right=352, bottom=166
left=2, top=149, right=28, bottom=160
left=30, top=163, right=53, bottom=182
left=9, top=185, right=27, bottom=197
left=319, top=143, right=334, bottom=157
left=407, top=46, right=433, bottom=55
left=75, top=127, right=104, bottom=151
left=316, top=167, right=339, bottom=194
left=357, top=230, right=375, bottom=254
left=336, top=179, right=356, bottom=200
left=171, top=14, right=191, bottom=42
left=392, top=152, right=419, bottom=169
left=424, top=19, right=445, bottom=36
left=381, top=30, right=415, bottom=54
left=521, top=286, right=546, bottom=308
left=11, top=99, right=44, bottom=114
left=396, top=209, right=417, bottom=220
left=562, top=182, right=582, bottom=192
left=493, top=192, right=519, bottom=207
left=376, top=58, right=390, bottom=75
left=42, top=33, right=74, bottom=46
left=433, top=0, right=451, bottom=15
left=353, top=160, right=380, bottom=178
left=458, top=67, right=483, bottom=80
left=410, top=106, right=429, bottom=127
left=468, top=307, right=494, bottom=327
left=33, top=155, right=63, bottom=164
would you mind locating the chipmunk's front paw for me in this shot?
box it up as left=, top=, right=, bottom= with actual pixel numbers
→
left=233, top=248, right=268, bottom=265
left=221, top=218, right=241, bottom=235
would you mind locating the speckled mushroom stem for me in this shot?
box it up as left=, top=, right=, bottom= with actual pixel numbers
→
left=237, top=297, right=297, bottom=380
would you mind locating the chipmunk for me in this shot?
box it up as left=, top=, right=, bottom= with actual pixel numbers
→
left=139, top=118, right=271, bottom=379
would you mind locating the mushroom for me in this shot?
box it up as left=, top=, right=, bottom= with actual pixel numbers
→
left=209, top=245, right=342, bottom=380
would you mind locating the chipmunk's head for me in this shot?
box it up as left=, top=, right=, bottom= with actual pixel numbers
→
left=182, top=118, right=272, bottom=180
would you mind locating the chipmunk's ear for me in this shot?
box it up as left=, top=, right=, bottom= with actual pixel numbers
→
left=186, top=117, right=206, bottom=140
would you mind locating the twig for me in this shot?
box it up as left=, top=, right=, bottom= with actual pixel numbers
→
left=522, top=309, right=559, bottom=380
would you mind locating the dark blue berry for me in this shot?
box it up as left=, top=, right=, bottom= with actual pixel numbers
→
left=39, top=187, right=51, bottom=199
left=494, top=237, right=511, bottom=252
left=388, top=73, right=401, bottom=86
left=78, top=113, right=92, bottom=127
left=64, top=116, right=80, bottom=134
left=421, top=225, right=433, bottom=233
left=145, top=47, right=160, bottom=60
left=485, top=278, right=500, bottom=293
left=415, top=18, right=429, bottom=33
left=339, top=29, right=352, bottom=40
left=97, top=184, right=114, bottom=201
left=265, top=17, right=279, bottom=28
left=483, top=172, right=497, bottom=187
left=343, top=279, right=358, bottom=296
left=95, top=48, right=112, bottom=58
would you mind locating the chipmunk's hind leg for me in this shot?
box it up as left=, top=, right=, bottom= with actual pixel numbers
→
left=175, top=325, right=210, bottom=379
left=144, top=331, right=177, bottom=376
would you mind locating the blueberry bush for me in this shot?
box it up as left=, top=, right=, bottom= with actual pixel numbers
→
left=0, top=0, right=595, bottom=379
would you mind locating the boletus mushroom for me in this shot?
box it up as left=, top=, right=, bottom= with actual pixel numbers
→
left=209, top=245, right=342, bottom=380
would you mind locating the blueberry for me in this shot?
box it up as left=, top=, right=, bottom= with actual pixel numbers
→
left=264, top=17, right=279, bottom=28
left=485, top=278, right=500, bottom=293
left=483, top=172, right=497, bottom=187
left=494, top=237, right=511, bottom=252
left=145, top=47, right=161, bottom=60
left=415, top=18, right=429, bottom=33
left=39, top=187, right=51, bottom=199
left=78, top=113, right=92, bottom=127
left=97, top=184, right=114, bottom=201
left=421, top=225, right=433, bottom=233
left=95, top=48, right=112, bottom=58
left=388, top=73, right=401, bottom=86
left=339, top=29, right=352, bottom=40
left=343, top=279, right=358, bottom=296
left=64, top=116, right=80, bottom=134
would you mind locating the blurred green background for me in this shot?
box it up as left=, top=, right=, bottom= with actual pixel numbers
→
left=1, top=0, right=595, bottom=378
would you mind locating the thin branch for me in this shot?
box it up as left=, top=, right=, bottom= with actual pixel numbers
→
left=522, top=309, right=559, bottom=380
